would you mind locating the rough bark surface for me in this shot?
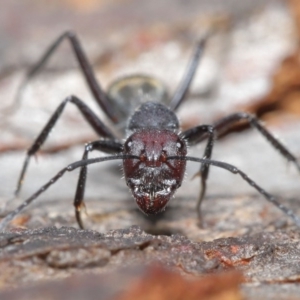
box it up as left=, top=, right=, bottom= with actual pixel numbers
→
left=1, top=1, right=300, bottom=299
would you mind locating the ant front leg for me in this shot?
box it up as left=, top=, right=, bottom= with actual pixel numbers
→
left=74, top=140, right=123, bottom=229
left=15, top=95, right=116, bottom=197
left=180, top=125, right=215, bottom=225
left=17, top=31, right=118, bottom=122
left=181, top=112, right=300, bottom=226
left=0, top=153, right=133, bottom=232
left=213, top=112, right=300, bottom=172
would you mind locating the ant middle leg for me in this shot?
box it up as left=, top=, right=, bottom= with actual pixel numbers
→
left=213, top=112, right=300, bottom=172
left=15, top=95, right=117, bottom=197
left=180, top=125, right=215, bottom=225
left=74, top=140, right=123, bottom=229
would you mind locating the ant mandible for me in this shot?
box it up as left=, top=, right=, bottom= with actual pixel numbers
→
left=1, top=31, right=300, bottom=231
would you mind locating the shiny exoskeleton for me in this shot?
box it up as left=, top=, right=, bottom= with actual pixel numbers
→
left=1, top=31, right=300, bottom=231
left=123, top=103, right=187, bottom=214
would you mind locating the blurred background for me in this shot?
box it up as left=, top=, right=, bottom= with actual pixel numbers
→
left=1, top=0, right=300, bottom=235
left=2, top=1, right=300, bottom=298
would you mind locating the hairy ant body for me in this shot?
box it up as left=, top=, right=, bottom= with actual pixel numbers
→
left=1, top=31, right=300, bottom=231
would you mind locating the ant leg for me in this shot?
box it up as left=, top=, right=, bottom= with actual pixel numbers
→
left=180, top=125, right=215, bottom=225
left=15, top=95, right=117, bottom=197
left=168, top=156, right=300, bottom=227
left=213, top=112, right=300, bottom=172
left=0, top=154, right=135, bottom=232
left=16, top=31, right=117, bottom=122
left=74, top=140, right=123, bottom=229
left=169, top=34, right=209, bottom=111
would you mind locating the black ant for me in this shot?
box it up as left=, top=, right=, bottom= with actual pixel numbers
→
left=1, top=31, right=300, bottom=231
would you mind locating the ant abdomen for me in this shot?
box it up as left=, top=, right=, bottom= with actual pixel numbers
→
left=107, top=75, right=169, bottom=129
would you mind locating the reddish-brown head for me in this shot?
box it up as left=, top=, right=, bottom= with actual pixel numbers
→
left=123, top=129, right=187, bottom=214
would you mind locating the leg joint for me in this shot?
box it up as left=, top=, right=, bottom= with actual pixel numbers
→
left=235, top=112, right=256, bottom=122
left=63, top=30, right=77, bottom=39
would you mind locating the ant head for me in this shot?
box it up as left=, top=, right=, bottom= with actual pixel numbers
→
left=123, top=129, right=187, bottom=214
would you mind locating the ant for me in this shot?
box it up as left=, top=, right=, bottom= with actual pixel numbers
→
left=0, top=31, right=300, bottom=231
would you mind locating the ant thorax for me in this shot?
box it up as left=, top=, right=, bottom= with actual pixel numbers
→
left=126, top=102, right=180, bottom=135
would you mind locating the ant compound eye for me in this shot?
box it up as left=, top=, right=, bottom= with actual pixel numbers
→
left=176, top=140, right=184, bottom=149
left=125, top=139, right=133, bottom=151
